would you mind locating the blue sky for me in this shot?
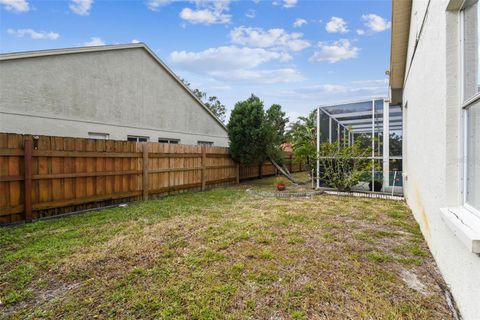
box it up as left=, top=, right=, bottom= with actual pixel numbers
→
left=0, top=0, right=391, bottom=121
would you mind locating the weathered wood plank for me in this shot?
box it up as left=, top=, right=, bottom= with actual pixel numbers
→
left=23, top=137, right=32, bottom=222
left=142, top=143, right=149, bottom=201
left=0, top=149, right=24, bottom=156
left=201, top=146, right=206, bottom=191
left=32, top=150, right=142, bottom=158
left=32, top=191, right=142, bottom=211
left=0, top=205, right=24, bottom=216
left=149, top=153, right=200, bottom=158
left=31, top=170, right=143, bottom=179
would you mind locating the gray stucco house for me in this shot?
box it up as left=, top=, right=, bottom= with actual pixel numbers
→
left=0, top=43, right=229, bottom=146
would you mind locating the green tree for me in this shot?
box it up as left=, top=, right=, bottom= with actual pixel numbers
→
left=181, top=79, right=227, bottom=123
left=266, top=104, right=288, bottom=145
left=204, top=96, right=226, bottom=124
left=265, top=104, right=289, bottom=163
left=389, top=132, right=402, bottom=156
left=227, top=95, right=288, bottom=165
left=288, top=111, right=317, bottom=171
left=227, top=95, right=267, bottom=165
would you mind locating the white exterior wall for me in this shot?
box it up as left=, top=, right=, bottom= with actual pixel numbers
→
left=402, top=1, right=480, bottom=319
left=0, top=47, right=229, bottom=146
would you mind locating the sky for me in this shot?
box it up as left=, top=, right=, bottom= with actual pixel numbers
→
left=0, top=0, right=392, bottom=122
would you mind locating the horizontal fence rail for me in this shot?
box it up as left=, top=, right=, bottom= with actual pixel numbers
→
left=0, top=133, right=304, bottom=224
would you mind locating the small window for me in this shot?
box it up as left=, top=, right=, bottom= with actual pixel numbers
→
left=127, top=135, right=149, bottom=142
left=88, top=132, right=109, bottom=140
left=197, top=141, right=214, bottom=146
left=158, top=138, right=180, bottom=144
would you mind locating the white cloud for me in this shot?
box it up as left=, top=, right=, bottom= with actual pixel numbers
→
left=362, top=14, right=391, bottom=32
left=131, top=39, right=141, bottom=43
left=169, top=45, right=302, bottom=84
left=179, top=0, right=231, bottom=25
left=179, top=7, right=229, bottom=24
left=202, top=84, right=232, bottom=92
left=356, top=29, right=365, bottom=35
left=147, top=0, right=175, bottom=11
left=265, top=79, right=388, bottom=111
left=230, top=26, right=310, bottom=52
left=0, top=0, right=29, bottom=12
left=83, top=37, right=105, bottom=46
left=310, top=84, right=348, bottom=94
left=69, top=0, right=93, bottom=16
left=283, top=0, right=297, bottom=8
left=309, top=39, right=359, bottom=63
left=293, top=18, right=307, bottom=28
left=7, top=28, right=60, bottom=40
left=245, top=9, right=255, bottom=18
left=254, top=78, right=388, bottom=111
left=170, top=46, right=291, bottom=71
left=209, top=68, right=303, bottom=84
left=325, top=16, right=348, bottom=33
left=295, top=79, right=387, bottom=97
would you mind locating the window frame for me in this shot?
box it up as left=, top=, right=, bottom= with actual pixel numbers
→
left=460, top=4, right=480, bottom=218
left=88, top=132, right=109, bottom=140
left=158, top=138, right=180, bottom=144
left=127, top=135, right=149, bottom=142
left=197, top=141, right=214, bottom=146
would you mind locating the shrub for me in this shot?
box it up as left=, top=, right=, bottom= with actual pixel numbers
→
left=319, top=140, right=374, bottom=192
left=227, top=95, right=288, bottom=165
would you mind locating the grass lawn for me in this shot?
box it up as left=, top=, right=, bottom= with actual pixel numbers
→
left=0, top=175, right=453, bottom=319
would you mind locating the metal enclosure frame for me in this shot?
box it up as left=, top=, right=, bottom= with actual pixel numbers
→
left=315, top=98, right=403, bottom=195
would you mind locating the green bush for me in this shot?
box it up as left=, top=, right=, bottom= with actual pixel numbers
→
left=319, top=140, right=374, bottom=192
left=227, top=95, right=288, bottom=165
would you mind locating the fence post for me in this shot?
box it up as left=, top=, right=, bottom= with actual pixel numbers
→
left=258, top=164, right=263, bottom=179
left=201, top=145, right=207, bottom=191
left=236, top=163, right=240, bottom=184
left=23, top=136, right=33, bottom=222
left=142, top=143, right=149, bottom=201
left=290, top=154, right=293, bottom=172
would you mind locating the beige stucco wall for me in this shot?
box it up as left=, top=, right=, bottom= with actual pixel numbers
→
left=0, top=47, right=228, bottom=146
left=402, top=1, right=480, bottom=319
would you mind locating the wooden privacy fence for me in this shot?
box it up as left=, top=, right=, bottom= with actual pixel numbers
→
left=0, top=133, right=304, bottom=224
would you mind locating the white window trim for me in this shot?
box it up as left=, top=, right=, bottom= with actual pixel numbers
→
left=127, top=135, right=149, bottom=142
left=88, top=132, right=110, bottom=140
left=440, top=207, right=480, bottom=253
left=460, top=5, right=480, bottom=218
left=440, top=5, right=480, bottom=253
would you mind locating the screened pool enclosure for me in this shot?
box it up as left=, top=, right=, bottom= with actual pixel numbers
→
left=315, top=98, right=403, bottom=195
